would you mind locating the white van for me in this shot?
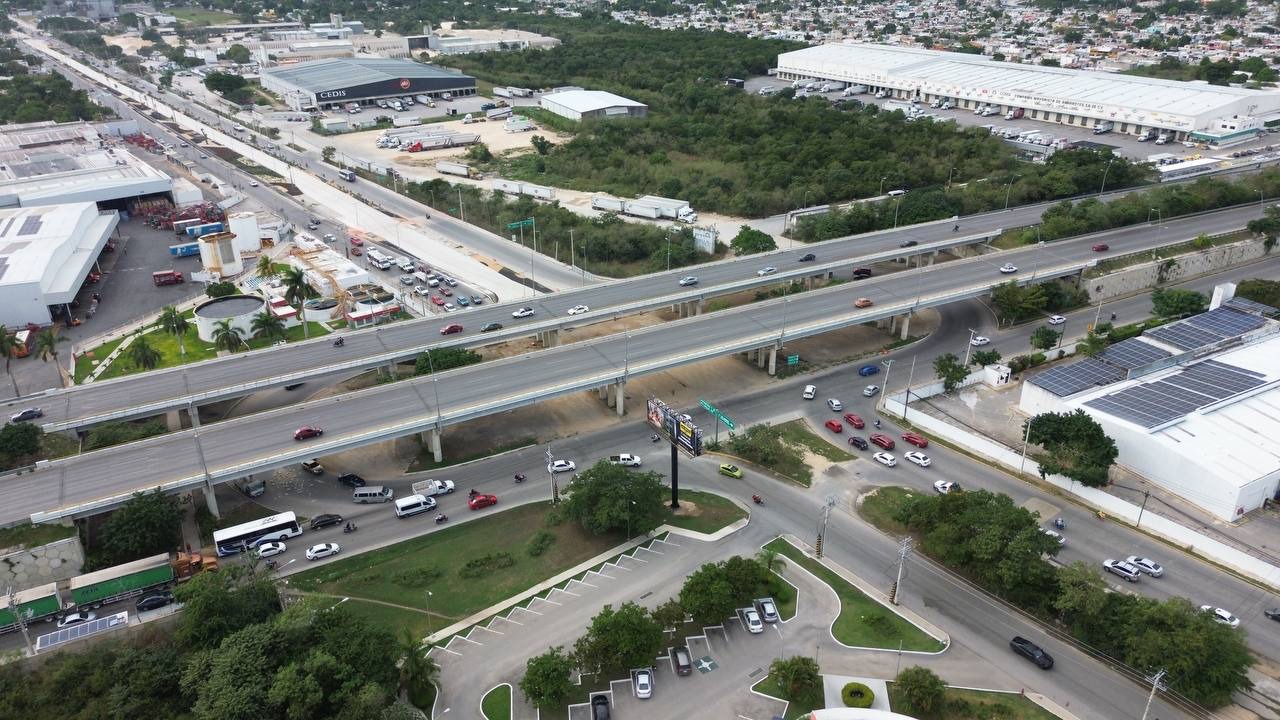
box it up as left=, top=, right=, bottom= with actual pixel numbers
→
left=886, top=189, right=907, bottom=197
left=353, top=486, right=394, bottom=503
left=394, top=494, right=437, bottom=518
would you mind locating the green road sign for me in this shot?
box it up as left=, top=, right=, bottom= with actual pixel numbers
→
left=787, top=354, right=800, bottom=366
left=698, top=399, right=735, bottom=430
left=506, top=218, right=534, bottom=230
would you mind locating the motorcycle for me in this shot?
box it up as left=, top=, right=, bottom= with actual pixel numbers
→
left=468, top=489, right=478, bottom=498
left=752, top=494, right=764, bottom=506
left=264, top=559, right=277, bottom=570
left=343, top=523, right=358, bottom=534
left=1054, top=517, right=1066, bottom=530
left=874, top=419, right=882, bottom=429
left=435, top=514, right=448, bottom=524
left=333, top=337, right=345, bottom=347
left=651, top=434, right=661, bottom=443
left=514, top=473, right=526, bottom=484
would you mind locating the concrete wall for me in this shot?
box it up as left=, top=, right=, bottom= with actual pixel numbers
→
left=1085, top=237, right=1270, bottom=303
left=0, top=536, right=84, bottom=591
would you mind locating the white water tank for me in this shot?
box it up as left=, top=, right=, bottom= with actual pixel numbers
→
left=227, top=212, right=262, bottom=253
left=198, top=231, right=243, bottom=279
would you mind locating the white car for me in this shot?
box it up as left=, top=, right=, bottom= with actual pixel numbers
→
left=999, top=263, right=1018, bottom=274
left=933, top=480, right=958, bottom=494
left=57, top=611, right=97, bottom=628
left=548, top=459, right=577, bottom=473
left=634, top=668, right=653, bottom=699
left=757, top=266, right=777, bottom=276
left=1126, top=555, right=1164, bottom=577
left=232, top=124, right=246, bottom=131
left=512, top=306, right=535, bottom=318
left=256, top=541, right=287, bottom=558
left=305, top=542, right=340, bottom=561
left=443, top=303, right=456, bottom=312
left=904, top=451, right=931, bottom=467
left=678, top=276, right=698, bottom=286
left=1043, top=529, right=1066, bottom=546
left=743, top=607, right=764, bottom=633
left=414, top=285, right=431, bottom=296
left=1182, top=140, right=1197, bottom=148
left=826, top=398, right=843, bottom=411
left=567, top=304, right=590, bottom=316
left=873, top=452, right=897, bottom=467
left=863, top=385, right=880, bottom=397
left=802, top=384, right=816, bottom=400
left=1047, top=315, right=1066, bottom=325
left=1201, top=605, right=1240, bottom=628
left=969, top=336, right=990, bottom=346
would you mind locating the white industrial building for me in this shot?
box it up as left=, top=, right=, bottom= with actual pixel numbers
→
left=538, top=90, right=648, bottom=122
left=422, top=27, right=560, bottom=55
left=1020, top=294, right=1280, bottom=522
left=776, top=43, right=1280, bottom=141
left=0, top=203, right=118, bottom=328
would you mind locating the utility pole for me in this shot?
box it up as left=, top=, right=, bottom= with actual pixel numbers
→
left=7, top=588, right=34, bottom=656
left=901, top=355, right=917, bottom=421
left=890, top=537, right=912, bottom=605
left=1140, top=669, right=1166, bottom=720
left=815, top=496, right=835, bottom=558
left=546, top=445, right=559, bottom=504
left=1136, top=490, right=1151, bottom=529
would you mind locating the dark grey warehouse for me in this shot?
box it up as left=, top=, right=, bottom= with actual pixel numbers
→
left=260, top=57, right=476, bottom=111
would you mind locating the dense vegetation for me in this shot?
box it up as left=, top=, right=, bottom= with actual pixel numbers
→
left=1124, top=55, right=1277, bottom=85
left=0, top=72, right=110, bottom=124
left=885, top=488, right=1253, bottom=707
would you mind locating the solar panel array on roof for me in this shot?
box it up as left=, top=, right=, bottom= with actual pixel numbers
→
left=17, top=215, right=42, bottom=237
left=1084, top=359, right=1266, bottom=428
left=1186, top=307, right=1266, bottom=336
left=1145, top=322, right=1225, bottom=351
left=1097, top=338, right=1171, bottom=370
left=34, top=611, right=129, bottom=652
left=1030, top=358, right=1126, bottom=397
left=1224, top=297, right=1278, bottom=317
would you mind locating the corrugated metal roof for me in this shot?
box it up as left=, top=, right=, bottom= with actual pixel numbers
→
left=262, top=58, right=471, bottom=91
left=541, top=90, right=646, bottom=113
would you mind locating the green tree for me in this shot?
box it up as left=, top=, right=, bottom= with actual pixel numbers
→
left=99, top=489, right=183, bottom=566
left=0, top=422, right=42, bottom=469
left=572, top=602, right=663, bottom=677
left=1029, top=325, right=1062, bottom=351
left=1025, top=410, right=1119, bottom=487
left=1234, top=278, right=1280, bottom=307
left=1151, top=287, right=1208, bottom=317
left=414, top=347, right=482, bottom=375
left=158, top=305, right=190, bottom=359
left=0, top=325, right=21, bottom=396
left=250, top=311, right=287, bottom=343
left=322, top=146, right=337, bottom=163
left=1076, top=329, right=1109, bottom=357
left=465, top=142, right=492, bottom=163
left=529, top=135, right=553, bottom=155
left=172, top=565, right=281, bottom=650
left=203, top=71, right=247, bottom=95
left=730, top=225, right=777, bottom=255
left=206, top=281, right=238, bottom=298
left=281, top=266, right=316, bottom=339
left=1052, top=561, right=1110, bottom=628
left=33, top=326, right=67, bottom=386
left=894, top=666, right=946, bottom=713
left=990, top=281, right=1047, bottom=324
left=720, top=555, right=766, bottom=603
left=679, top=562, right=737, bottom=625
left=211, top=319, right=243, bottom=353
left=970, top=348, right=1001, bottom=366
left=560, top=461, right=668, bottom=536
left=255, top=254, right=275, bottom=279
left=768, top=656, right=822, bottom=702
left=932, top=352, right=968, bottom=393
left=651, top=598, right=685, bottom=630
left=126, top=335, right=162, bottom=371
left=520, top=646, right=576, bottom=709
left=224, top=44, right=251, bottom=64
left=141, top=27, right=163, bottom=43
left=397, top=628, right=438, bottom=703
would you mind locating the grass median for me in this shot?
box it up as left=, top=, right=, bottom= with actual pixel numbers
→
left=481, top=684, right=511, bottom=720
left=765, top=537, right=943, bottom=652
left=776, top=419, right=856, bottom=462
left=751, top=675, right=820, bottom=720
left=888, top=684, right=1061, bottom=720
left=666, top=489, right=747, bottom=534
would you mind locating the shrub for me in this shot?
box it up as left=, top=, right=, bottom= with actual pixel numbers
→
left=392, top=567, right=442, bottom=588
left=458, top=552, right=515, bottom=578
left=526, top=529, right=556, bottom=557
left=842, top=681, right=874, bottom=708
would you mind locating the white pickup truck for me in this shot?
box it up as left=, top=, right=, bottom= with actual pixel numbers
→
left=411, top=479, right=456, bottom=497
left=608, top=454, right=642, bottom=468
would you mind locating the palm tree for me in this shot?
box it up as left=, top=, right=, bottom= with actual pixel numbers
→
left=756, top=548, right=786, bottom=578
left=33, top=327, right=68, bottom=387
left=158, top=306, right=190, bottom=360
left=250, top=310, right=287, bottom=344
left=397, top=628, right=439, bottom=695
left=255, top=255, right=275, bottom=280
left=126, top=335, right=162, bottom=371
left=280, top=267, right=317, bottom=339
left=0, top=326, right=20, bottom=397
left=211, top=320, right=243, bottom=354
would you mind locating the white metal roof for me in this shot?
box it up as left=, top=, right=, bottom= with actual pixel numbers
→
left=0, top=145, right=172, bottom=206
left=0, top=202, right=117, bottom=299
left=778, top=43, right=1280, bottom=121
left=541, top=90, right=646, bottom=113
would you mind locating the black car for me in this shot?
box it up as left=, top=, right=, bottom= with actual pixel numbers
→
left=799, top=253, right=816, bottom=262
left=899, top=240, right=918, bottom=248
left=10, top=408, right=43, bottom=423
left=1009, top=636, right=1053, bottom=669
left=852, top=268, right=873, bottom=279
left=338, top=473, right=367, bottom=488
left=1265, top=608, right=1280, bottom=622
left=284, top=383, right=305, bottom=391
left=590, top=695, right=610, bottom=720
left=311, top=513, right=344, bottom=530
left=480, top=322, right=503, bottom=332
left=848, top=436, right=869, bottom=451
left=136, top=591, right=174, bottom=612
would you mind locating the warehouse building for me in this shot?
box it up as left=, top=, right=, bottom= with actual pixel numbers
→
left=0, top=202, right=118, bottom=328
left=538, top=90, right=647, bottom=122
left=260, top=58, right=475, bottom=111
left=776, top=43, right=1280, bottom=141
left=1019, top=291, right=1280, bottom=522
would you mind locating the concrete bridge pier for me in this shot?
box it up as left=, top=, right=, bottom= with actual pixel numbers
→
left=614, top=380, right=625, bottom=416
left=203, top=485, right=220, bottom=518
left=538, top=329, right=560, bottom=348
left=767, top=345, right=778, bottom=376
left=420, top=428, right=443, bottom=463
left=166, top=409, right=182, bottom=432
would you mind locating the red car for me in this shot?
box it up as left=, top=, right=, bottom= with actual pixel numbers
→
left=431, top=295, right=446, bottom=306
left=468, top=493, right=498, bottom=510
left=1092, top=243, right=1109, bottom=252
left=439, top=287, right=453, bottom=297
left=440, top=324, right=463, bottom=335
left=349, top=236, right=364, bottom=246
left=902, top=432, right=929, bottom=449
left=824, top=419, right=843, bottom=434
left=293, top=425, right=323, bottom=441
left=350, top=247, right=363, bottom=256
left=843, top=413, right=865, bottom=429
left=870, top=433, right=895, bottom=450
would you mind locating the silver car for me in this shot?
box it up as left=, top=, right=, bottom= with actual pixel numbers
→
left=1126, top=556, right=1164, bottom=577
left=1102, top=559, right=1140, bottom=582
left=863, top=385, right=880, bottom=397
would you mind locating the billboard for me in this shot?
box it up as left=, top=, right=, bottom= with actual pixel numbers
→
left=646, top=397, right=703, bottom=456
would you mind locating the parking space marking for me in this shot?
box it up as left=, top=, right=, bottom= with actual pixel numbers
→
left=457, top=635, right=484, bottom=646
left=622, top=553, right=648, bottom=564
left=555, top=587, right=581, bottom=597
left=610, top=561, right=636, bottom=571
left=476, top=625, right=504, bottom=635
left=494, top=615, right=524, bottom=626
left=534, top=596, right=562, bottom=606
left=570, top=578, right=598, bottom=589
left=432, top=646, right=463, bottom=656
left=636, top=545, right=664, bottom=556
left=512, top=605, right=543, bottom=617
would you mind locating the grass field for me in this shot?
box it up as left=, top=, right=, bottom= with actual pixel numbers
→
left=765, top=538, right=943, bottom=652
left=169, top=6, right=235, bottom=25
left=665, top=489, right=746, bottom=534
left=857, top=486, right=916, bottom=535
left=0, top=522, right=76, bottom=550
left=481, top=684, right=512, bottom=720
left=751, top=674, right=820, bottom=720
left=776, top=419, right=856, bottom=462
left=888, top=684, right=1062, bottom=719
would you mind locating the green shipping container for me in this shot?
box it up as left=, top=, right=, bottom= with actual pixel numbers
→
left=0, top=583, right=60, bottom=630
left=68, top=554, right=175, bottom=606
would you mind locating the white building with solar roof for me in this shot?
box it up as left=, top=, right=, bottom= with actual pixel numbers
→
left=0, top=203, right=118, bottom=328
left=776, top=44, right=1280, bottom=141
left=1020, top=293, right=1280, bottom=521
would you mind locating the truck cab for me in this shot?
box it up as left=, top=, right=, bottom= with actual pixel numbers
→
left=609, top=454, right=642, bottom=467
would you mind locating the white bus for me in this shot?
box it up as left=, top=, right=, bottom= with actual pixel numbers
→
left=213, top=511, right=303, bottom=557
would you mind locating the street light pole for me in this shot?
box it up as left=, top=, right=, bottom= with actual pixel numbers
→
left=893, top=197, right=901, bottom=229
left=1003, top=181, right=1014, bottom=211
left=457, top=188, right=465, bottom=223
left=946, top=167, right=956, bottom=190
left=962, top=328, right=977, bottom=366
left=1019, top=416, right=1035, bottom=475
left=1098, top=157, right=1114, bottom=197
left=879, top=176, right=888, bottom=196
